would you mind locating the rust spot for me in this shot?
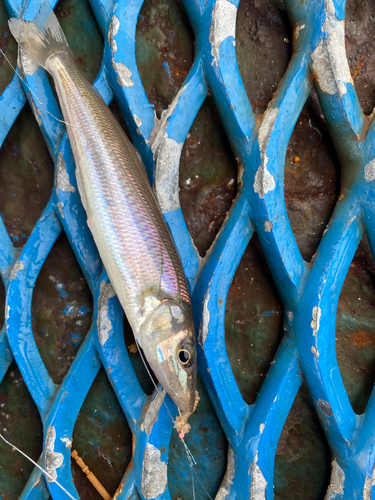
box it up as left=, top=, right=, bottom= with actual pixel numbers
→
left=338, top=192, right=345, bottom=201
left=352, top=55, right=366, bottom=79
left=352, top=330, right=375, bottom=347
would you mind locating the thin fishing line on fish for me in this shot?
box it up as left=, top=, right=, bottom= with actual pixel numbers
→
left=0, top=47, right=80, bottom=132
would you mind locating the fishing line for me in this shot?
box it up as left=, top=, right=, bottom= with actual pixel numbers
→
left=0, top=47, right=80, bottom=132
left=0, top=432, right=76, bottom=499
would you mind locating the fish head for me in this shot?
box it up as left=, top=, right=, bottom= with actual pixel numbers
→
left=140, top=299, right=197, bottom=414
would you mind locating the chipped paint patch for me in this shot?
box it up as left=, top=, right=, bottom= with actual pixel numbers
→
left=311, top=346, right=320, bottom=358
left=250, top=452, right=267, bottom=499
left=108, top=16, right=134, bottom=87
left=294, top=24, right=305, bottom=39
left=363, top=465, right=375, bottom=500
left=141, top=444, right=167, bottom=499
left=264, top=221, right=273, bottom=232
left=325, top=460, right=345, bottom=499
left=288, top=311, right=293, bottom=321
left=55, top=152, right=75, bottom=194
left=254, top=108, right=278, bottom=199
left=154, top=134, right=183, bottom=213
left=57, top=201, right=64, bottom=219
left=317, top=399, right=333, bottom=417
left=311, top=306, right=321, bottom=337
left=10, top=261, right=24, bottom=280
left=45, top=426, right=64, bottom=482
left=141, top=390, right=165, bottom=435
left=98, top=280, right=116, bottom=346
left=209, top=0, right=237, bottom=66
left=311, top=0, right=352, bottom=97
left=60, top=437, right=72, bottom=449
left=364, top=159, right=375, bottom=182
left=259, top=423, right=265, bottom=434
left=199, top=286, right=211, bottom=348
left=216, top=447, right=235, bottom=499
left=133, top=114, right=142, bottom=128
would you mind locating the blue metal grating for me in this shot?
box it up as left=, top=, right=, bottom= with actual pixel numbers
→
left=0, top=0, right=374, bottom=498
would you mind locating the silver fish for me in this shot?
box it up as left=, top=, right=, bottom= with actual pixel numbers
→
left=9, top=5, right=197, bottom=413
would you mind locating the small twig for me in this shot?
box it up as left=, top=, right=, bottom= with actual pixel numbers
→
left=71, top=450, right=112, bottom=500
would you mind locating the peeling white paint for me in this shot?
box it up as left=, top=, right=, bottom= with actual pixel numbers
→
left=264, top=221, right=273, bottom=232
left=141, top=444, right=167, bottom=499
left=5, top=305, right=10, bottom=333
left=250, top=451, right=268, bottom=500
left=141, top=390, right=165, bottom=435
left=55, top=152, right=75, bottom=194
left=98, top=280, right=116, bottom=346
left=209, top=0, right=237, bottom=66
left=288, top=311, right=293, bottom=321
left=364, top=159, right=375, bottom=182
left=294, top=24, right=305, bottom=39
left=254, top=108, right=278, bottom=199
left=198, top=286, right=211, bottom=348
left=57, top=201, right=64, bottom=219
left=325, top=460, right=345, bottom=499
left=10, top=261, right=24, bottom=280
left=133, top=114, right=142, bottom=128
left=60, top=437, right=72, bottom=449
left=311, top=306, right=321, bottom=337
left=216, top=447, right=235, bottom=500
left=311, top=0, right=353, bottom=97
left=311, top=346, right=320, bottom=358
left=154, top=134, right=183, bottom=213
left=45, top=426, right=64, bottom=483
left=363, top=465, right=375, bottom=500
left=108, top=16, right=134, bottom=87
left=259, top=423, right=265, bottom=434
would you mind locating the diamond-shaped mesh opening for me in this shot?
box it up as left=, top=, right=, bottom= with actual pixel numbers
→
left=284, top=92, right=340, bottom=262
left=0, top=362, right=43, bottom=498
left=274, top=381, right=331, bottom=500
left=0, top=1, right=17, bottom=96
left=168, top=375, right=227, bottom=500
left=56, top=0, right=104, bottom=84
left=225, top=234, right=283, bottom=405
left=32, top=232, right=93, bottom=385
left=136, top=0, right=194, bottom=118
left=236, top=0, right=292, bottom=115
left=0, top=275, right=4, bottom=330
left=0, top=104, right=54, bottom=247
left=336, top=235, right=375, bottom=415
left=345, top=0, right=375, bottom=116
left=72, top=368, right=132, bottom=499
left=179, top=97, right=237, bottom=256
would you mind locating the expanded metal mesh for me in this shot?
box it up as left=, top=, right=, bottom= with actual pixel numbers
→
left=0, top=0, right=374, bottom=498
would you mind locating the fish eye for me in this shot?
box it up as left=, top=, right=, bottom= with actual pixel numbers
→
left=178, top=342, right=195, bottom=368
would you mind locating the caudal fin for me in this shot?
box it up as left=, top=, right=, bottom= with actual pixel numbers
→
left=8, top=2, right=72, bottom=70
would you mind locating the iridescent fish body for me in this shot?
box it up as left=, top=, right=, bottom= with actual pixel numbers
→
left=9, top=5, right=197, bottom=413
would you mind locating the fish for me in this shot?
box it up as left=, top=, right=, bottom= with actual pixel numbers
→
left=9, top=4, right=197, bottom=414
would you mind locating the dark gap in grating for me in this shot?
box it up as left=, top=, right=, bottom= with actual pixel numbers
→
left=225, top=233, right=283, bottom=406
left=108, top=95, right=134, bottom=144
left=345, top=0, right=375, bottom=116
left=72, top=368, right=132, bottom=500
left=274, top=381, right=331, bottom=500
left=136, top=0, right=194, bottom=118
left=284, top=90, right=341, bottom=263
left=236, top=0, right=293, bottom=115
left=0, top=362, right=43, bottom=499
left=337, top=234, right=375, bottom=415
left=179, top=96, right=238, bottom=257
left=168, top=375, right=227, bottom=500
left=56, top=0, right=104, bottom=85
left=0, top=275, right=4, bottom=330
left=123, top=316, right=156, bottom=396
left=0, top=104, right=54, bottom=248
left=0, top=0, right=18, bottom=97
left=32, top=232, right=93, bottom=386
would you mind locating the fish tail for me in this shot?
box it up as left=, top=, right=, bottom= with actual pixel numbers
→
left=8, top=3, right=72, bottom=70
